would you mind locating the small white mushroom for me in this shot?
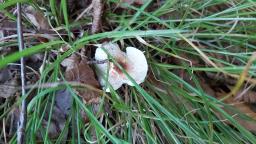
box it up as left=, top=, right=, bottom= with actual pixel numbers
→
left=94, top=42, right=148, bottom=92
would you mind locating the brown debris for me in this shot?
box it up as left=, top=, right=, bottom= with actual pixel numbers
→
left=221, top=94, right=256, bottom=132
left=24, top=6, right=50, bottom=30
left=236, top=90, right=256, bottom=104
left=63, top=54, right=100, bottom=103
left=196, top=72, right=256, bottom=132
left=0, top=79, right=18, bottom=98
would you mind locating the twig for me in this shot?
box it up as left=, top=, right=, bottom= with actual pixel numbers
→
left=75, top=3, right=93, bottom=22
left=24, top=81, right=103, bottom=94
left=220, top=52, right=256, bottom=101
left=3, top=118, right=7, bottom=144
left=91, top=0, right=103, bottom=34
left=23, top=81, right=112, bottom=103
left=87, top=59, right=108, bottom=64
left=16, top=3, right=27, bottom=144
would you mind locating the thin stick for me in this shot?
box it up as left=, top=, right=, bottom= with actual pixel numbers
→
left=3, top=118, right=7, bottom=144
left=91, top=0, right=103, bottom=34
left=16, top=3, right=27, bottom=144
left=75, top=3, right=93, bottom=22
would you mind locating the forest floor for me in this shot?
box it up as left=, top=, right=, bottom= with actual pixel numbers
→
left=1, top=0, right=256, bottom=143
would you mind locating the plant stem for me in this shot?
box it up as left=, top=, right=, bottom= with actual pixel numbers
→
left=16, top=3, right=27, bottom=144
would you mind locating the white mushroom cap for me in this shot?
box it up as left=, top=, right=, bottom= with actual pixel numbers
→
left=123, top=47, right=148, bottom=86
left=94, top=42, right=148, bottom=92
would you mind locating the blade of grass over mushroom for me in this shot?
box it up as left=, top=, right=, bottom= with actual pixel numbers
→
left=74, top=29, right=185, bottom=45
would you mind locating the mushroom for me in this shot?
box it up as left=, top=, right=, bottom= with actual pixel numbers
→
left=94, top=42, right=148, bottom=92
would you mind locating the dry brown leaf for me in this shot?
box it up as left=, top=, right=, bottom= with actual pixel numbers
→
left=61, top=54, right=80, bottom=71
left=224, top=97, right=256, bottom=132
left=215, top=91, right=256, bottom=132
left=0, top=78, right=18, bottom=98
left=0, top=68, right=11, bottom=83
left=195, top=75, right=256, bottom=132
left=25, top=6, right=50, bottom=30
left=63, top=54, right=101, bottom=123
left=236, top=90, right=256, bottom=103
left=63, top=54, right=100, bottom=103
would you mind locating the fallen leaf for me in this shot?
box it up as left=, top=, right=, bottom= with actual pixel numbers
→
left=224, top=98, right=256, bottom=132
left=40, top=105, right=68, bottom=140
left=63, top=54, right=100, bottom=103
left=194, top=74, right=256, bottom=132
left=61, top=54, right=80, bottom=71
left=0, top=68, right=11, bottom=83
left=215, top=91, right=256, bottom=132
left=55, top=89, right=72, bottom=116
left=62, top=54, right=101, bottom=123
left=24, top=6, right=50, bottom=30
left=236, top=90, right=256, bottom=103
left=0, top=75, right=18, bottom=98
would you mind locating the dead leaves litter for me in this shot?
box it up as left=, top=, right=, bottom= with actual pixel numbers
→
left=0, top=68, right=18, bottom=98
left=24, top=6, right=50, bottom=30
left=62, top=54, right=100, bottom=104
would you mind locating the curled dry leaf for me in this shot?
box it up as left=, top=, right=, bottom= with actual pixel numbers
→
left=63, top=54, right=100, bottom=103
left=24, top=6, right=50, bottom=30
